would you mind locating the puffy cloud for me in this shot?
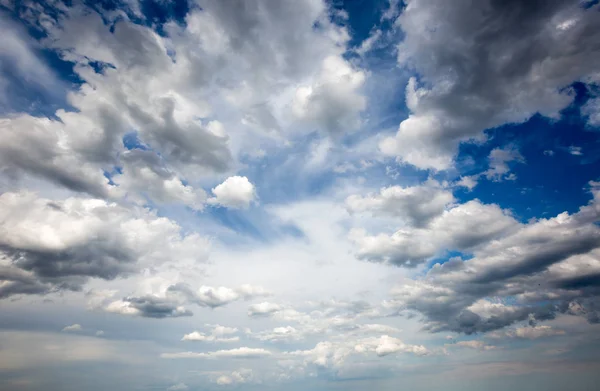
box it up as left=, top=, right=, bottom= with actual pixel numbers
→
left=292, top=55, right=366, bottom=134
left=484, top=146, right=525, bottom=182
left=0, top=191, right=209, bottom=299
left=182, top=332, right=239, bottom=343
left=182, top=325, right=240, bottom=343
left=354, top=335, right=428, bottom=357
left=208, top=176, right=257, bottom=209
left=62, top=324, right=82, bottom=332
left=105, top=296, right=192, bottom=319
left=349, top=199, right=517, bottom=266
left=286, top=335, right=427, bottom=370
left=214, top=368, right=255, bottom=386
left=346, top=180, right=455, bottom=227
left=380, top=0, right=600, bottom=170
left=383, top=187, right=600, bottom=333
left=165, top=283, right=271, bottom=309
left=111, top=150, right=207, bottom=209
left=248, top=302, right=282, bottom=317
left=161, top=348, right=272, bottom=359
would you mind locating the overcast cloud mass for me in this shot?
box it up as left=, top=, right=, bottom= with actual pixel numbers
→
left=1, top=1, right=600, bottom=390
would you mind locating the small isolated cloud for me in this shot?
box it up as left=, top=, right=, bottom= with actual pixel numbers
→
left=247, top=302, right=282, bottom=317
left=208, top=176, right=257, bottom=209
left=214, top=368, right=255, bottom=386
left=485, top=146, right=525, bottom=182
left=456, top=175, right=479, bottom=191
left=544, top=150, right=555, bottom=156
left=95, top=330, right=104, bottom=337
left=452, top=340, right=496, bottom=351
left=569, top=146, right=583, bottom=156
left=182, top=324, right=240, bottom=343
left=62, top=324, right=82, bottom=332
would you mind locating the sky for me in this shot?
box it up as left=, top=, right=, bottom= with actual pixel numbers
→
left=1, top=0, right=600, bottom=390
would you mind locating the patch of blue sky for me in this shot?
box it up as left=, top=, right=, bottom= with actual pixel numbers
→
left=122, top=131, right=151, bottom=151
left=198, top=205, right=306, bottom=248
left=454, top=82, right=600, bottom=222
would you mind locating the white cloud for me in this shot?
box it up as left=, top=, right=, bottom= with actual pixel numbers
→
left=0, top=191, right=209, bottom=298
left=214, top=368, right=255, bottom=386
left=182, top=325, right=240, bottom=343
left=62, top=324, right=82, bottom=332
left=452, top=340, right=496, bottom=351
left=346, top=179, right=455, bottom=227
left=380, top=0, right=600, bottom=170
left=208, top=176, right=257, bottom=209
left=484, top=146, right=525, bottom=182
left=349, top=199, right=517, bottom=266
left=248, top=302, right=283, bottom=317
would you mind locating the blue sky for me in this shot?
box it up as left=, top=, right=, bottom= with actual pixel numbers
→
left=1, top=1, right=600, bottom=390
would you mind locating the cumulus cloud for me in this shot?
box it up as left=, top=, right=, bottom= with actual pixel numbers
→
left=484, top=146, right=525, bottom=182
left=208, top=176, right=257, bottom=209
left=0, top=191, right=209, bottom=299
left=182, top=324, right=240, bottom=343
left=349, top=199, right=517, bottom=266
left=383, top=187, right=600, bottom=333
left=292, top=55, right=366, bottom=134
left=214, top=368, right=255, bottom=386
left=247, top=302, right=283, bottom=317
left=62, top=324, right=82, bottom=332
left=286, top=335, right=427, bottom=371
left=346, top=179, right=454, bottom=227
left=105, top=296, right=193, bottom=319
left=380, top=0, right=600, bottom=170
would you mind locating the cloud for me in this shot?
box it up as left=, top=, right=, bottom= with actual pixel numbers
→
left=484, top=146, right=525, bottom=182
left=62, top=324, right=82, bottom=332
left=0, top=191, right=209, bottom=298
left=167, top=284, right=270, bottom=309
left=380, top=0, right=600, bottom=170
left=111, top=150, right=207, bottom=209
left=214, top=369, right=255, bottom=386
left=488, top=325, right=566, bottom=340
left=346, top=179, right=455, bottom=227
left=292, top=55, right=366, bottom=134
left=452, top=340, right=496, bottom=351
left=161, top=347, right=272, bottom=359
left=208, top=176, right=257, bottom=209
left=349, top=199, right=517, bottom=266
left=383, top=187, right=600, bottom=333
left=105, top=296, right=193, bottom=319
left=182, top=325, right=240, bottom=343
left=285, top=335, right=427, bottom=371
left=247, top=302, right=283, bottom=317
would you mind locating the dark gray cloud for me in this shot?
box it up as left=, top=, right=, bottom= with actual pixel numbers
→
left=121, top=295, right=193, bottom=318
left=386, top=190, right=600, bottom=334
left=381, top=0, right=600, bottom=170
left=0, top=191, right=207, bottom=299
